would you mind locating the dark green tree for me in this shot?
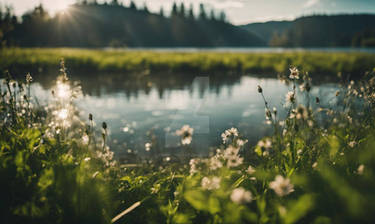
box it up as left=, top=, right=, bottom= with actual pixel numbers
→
left=210, top=9, right=215, bottom=21
left=159, top=6, right=164, bottom=17
left=171, top=2, right=178, bottom=17
left=143, top=3, right=149, bottom=13
left=111, top=0, right=119, bottom=6
left=129, top=1, right=136, bottom=10
left=179, top=2, right=185, bottom=17
left=199, top=3, right=206, bottom=20
left=219, top=11, right=226, bottom=22
left=188, top=4, right=194, bottom=20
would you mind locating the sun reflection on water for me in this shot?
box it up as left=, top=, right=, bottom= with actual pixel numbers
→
left=57, top=108, right=69, bottom=120
left=56, top=81, right=71, bottom=99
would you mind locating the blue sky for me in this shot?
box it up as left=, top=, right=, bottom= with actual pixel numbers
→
left=1, top=0, right=374, bottom=25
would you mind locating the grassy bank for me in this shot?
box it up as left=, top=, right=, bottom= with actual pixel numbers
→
left=1, top=48, right=375, bottom=76
left=2, top=62, right=375, bottom=223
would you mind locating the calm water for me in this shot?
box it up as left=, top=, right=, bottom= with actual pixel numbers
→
left=30, top=73, right=339, bottom=159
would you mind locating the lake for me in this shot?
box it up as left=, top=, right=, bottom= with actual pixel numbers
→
left=28, top=72, right=340, bottom=160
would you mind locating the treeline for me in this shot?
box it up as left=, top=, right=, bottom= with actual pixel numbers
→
left=75, top=0, right=227, bottom=21
left=0, top=1, right=264, bottom=47
left=241, top=14, right=375, bottom=47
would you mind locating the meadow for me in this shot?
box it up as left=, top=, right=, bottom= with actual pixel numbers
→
left=1, top=58, right=375, bottom=223
left=1, top=48, right=375, bottom=76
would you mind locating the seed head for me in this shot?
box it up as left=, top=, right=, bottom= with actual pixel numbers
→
left=257, top=85, right=263, bottom=93
left=102, top=122, right=107, bottom=130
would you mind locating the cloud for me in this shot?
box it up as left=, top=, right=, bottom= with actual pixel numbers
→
left=303, top=0, right=320, bottom=8
left=195, top=0, right=245, bottom=9
left=213, top=1, right=245, bottom=9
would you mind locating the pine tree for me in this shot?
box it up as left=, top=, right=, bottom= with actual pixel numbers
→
left=188, top=4, right=194, bottom=20
left=111, top=0, right=119, bottom=6
left=129, top=1, right=136, bottom=10
left=159, top=6, right=164, bottom=17
left=179, top=2, right=185, bottom=17
left=199, top=4, right=206, bottom=20
left=219, top=11, right=226, bottom=22
left=210, top=9, right=215, bottom=21
left=171, top=2, right=178, bottom=17
left=143, top=3, right=149, bottom=13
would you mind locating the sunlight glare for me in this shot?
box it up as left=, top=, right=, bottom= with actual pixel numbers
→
left=56, top=81, right=71, bottom=99
left=51, top=1, right=71, bottom=15
left=57, top=108, right=69, bottom=120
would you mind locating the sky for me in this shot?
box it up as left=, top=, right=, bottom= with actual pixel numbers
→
left=1, top=0, right=375, bottom=25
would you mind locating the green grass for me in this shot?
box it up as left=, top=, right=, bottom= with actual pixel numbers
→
left=2, top=62, right=375, bottom=223
left=1, top=48, right=375, bottom=76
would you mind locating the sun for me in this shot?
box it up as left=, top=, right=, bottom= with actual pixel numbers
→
left=50, top=1, right=72, bottom=15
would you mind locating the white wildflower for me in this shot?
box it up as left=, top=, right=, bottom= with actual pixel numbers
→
left=209, top=157, right=223, bottom=170
left=176, top=125, right=194, bottom=145
left=357, top=164, right=365, bottom=175
left=257, top=139, right=272, bottom=149
left=26, top=73, right=33, bottom=83
left=348, top=141, right=356, bottom=148
left=145, top=142, right=152, bottom=151
left=221, top=127, right=239, bottom=143
left=312, top=162, right=318, bottom=169
left=223, top=145, right=244, bottom=167
left=269, top=175, right=294, bottom=197
left=230, top=188, right=253, bottom=204
left=257, top=138, right=272, bottom=156
left=201, top=177, right=221, bottom=190
left=236, top=138, right=248, bottom=147
left=82, top=134, right=89, bottom=144
left=246, top=165, right=256, bottom=175
left=226, top=155, right=244, bottom=168
left=151, top=184, right=160, bottom=194
left=289, top=67, right=300, bottom=80
left=223, top=145, right=240, bottom=158
left=295, top=105, right=309, bottom=120
left=285, top=91, right=295, bottom=104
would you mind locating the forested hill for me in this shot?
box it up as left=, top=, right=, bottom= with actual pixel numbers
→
left=0, top=3, right=265, bottom=47
left=239, top=21, right=292, bottom=44
left=241, top=14, right=375, bottom=47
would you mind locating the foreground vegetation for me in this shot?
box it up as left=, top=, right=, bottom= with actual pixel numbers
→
left=1, top=48, right=375, bottom=76
left=1, top=61, right=375, bottom=223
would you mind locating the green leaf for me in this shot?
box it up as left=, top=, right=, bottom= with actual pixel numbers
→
left=208, top=196, right=221, bottom=214
left=38, top=168, right=54, bottom=191
left=328, top=135, right=340, bottom=159
left=284, top=194, right=314, bottom=224
left=184, top=190, right=207, bottom=211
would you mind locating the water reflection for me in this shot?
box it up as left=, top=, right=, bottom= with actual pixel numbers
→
left=27, top=71, right=339, bottom=160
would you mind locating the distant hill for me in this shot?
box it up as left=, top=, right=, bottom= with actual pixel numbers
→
left=241, top=14, right=375, bottom=47
left=239, top=21, right=292, bottom=43
left=1, top=3, right=265, bottom=47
